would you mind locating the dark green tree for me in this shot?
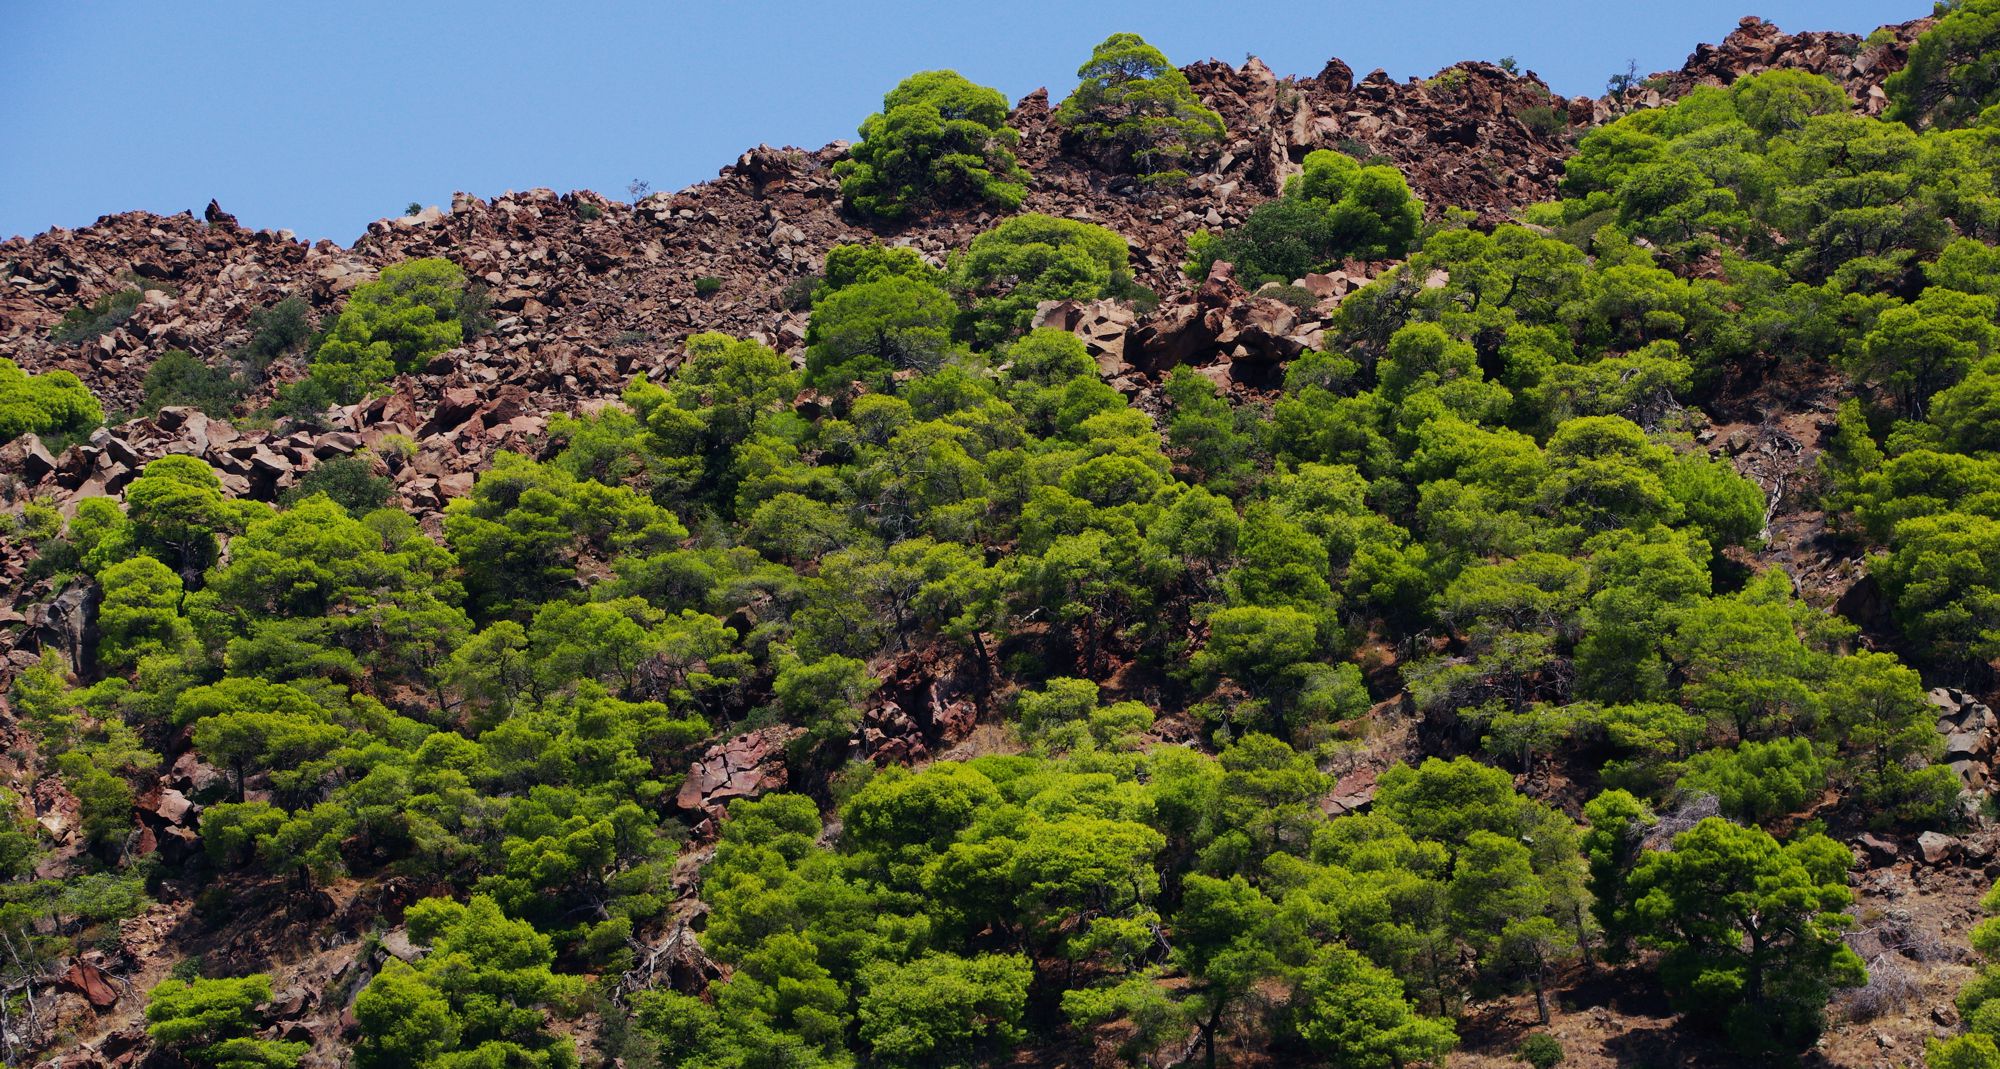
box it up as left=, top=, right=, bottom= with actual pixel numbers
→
left=1055, top=33, right=1225, bottom=183
left=1628, top=818, right=1865, bottom=1054
left=835, top=71, right=1030, bottom=219
left=1887, top=0, right=2000, bottom=129
left=145, top=974, right=307, bottom=1069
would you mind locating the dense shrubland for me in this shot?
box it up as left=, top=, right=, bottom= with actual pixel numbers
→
left=11, top=15, right=2000, bottom=1069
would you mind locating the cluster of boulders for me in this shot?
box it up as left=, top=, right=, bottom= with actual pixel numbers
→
left=1856, top=826, right=1996, bottom=871
left=5, top=14, right=1918, bottom=418
left=1144, top=261, right=1377, bottom=379
left=1641, top=15, right=1924, bottom=116
left=1029, top=258, right=1380, bottom=393
left=674, top=726, right=804, bottom=833
left=1935, top=687, right=1999, bottom=792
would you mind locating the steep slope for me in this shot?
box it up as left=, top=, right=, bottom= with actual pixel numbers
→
left=0, top=16, right=1913, bottom=646
left=6, top=14, right=1989, bottom=1069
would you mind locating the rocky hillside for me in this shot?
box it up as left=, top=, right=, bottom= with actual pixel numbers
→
left=0, top=15, right=1917, bottom=658
left=14, top=12, right=2000, bottom=1069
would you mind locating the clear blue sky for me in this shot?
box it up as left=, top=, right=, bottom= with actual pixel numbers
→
left=0, top=0, right=1920, bottom=244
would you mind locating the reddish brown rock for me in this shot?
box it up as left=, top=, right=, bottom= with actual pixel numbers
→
left=58, top=962, right=119, bottom=1009
left=674, top=726, right=805, bottom=819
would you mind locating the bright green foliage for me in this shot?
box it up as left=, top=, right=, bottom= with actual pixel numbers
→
left=835, top=71, right=1030, bottom=219
left=145, top=974, right=306, bottom=1069
left=857, top=952, right=1031, bottom=1067
left=181, top=678, right=349, bottom=800
left=9, top=650, right=81, bottom=752
left=1548, top=69, right=1969, bottom=280
left=1873, top=509, right=2000, bottom=665
left=0, top=358, right=102, bottom=445
left=38, top=37, right=2000, bottom=1069
left=124, top=455, right=258, bottom=575
left=1188, top=149, right=1424, bottom=283
left=1825, top=651, right=1961, bottom=825
left=310, top=258, right=482, bottom=402
left=445, top=452, right=688, bottom=617
left=1843, top=286, right=1998, bottom=418
left=1015, top=676, right=1155, bottom=754
left=96, top=554, right=194, bottom=671
left=1296, top=149, right=1428, bottom=262
left=1888, top=0, right=2000, bottom=129
left=1931, top=1033, right=2000, bottom=1069
left=1163, top=367, right=1255, bottom=487
left=1293, top=943, right=1458, bottom=1068
left=1054, top=33, right=1225, bottom=183
left=355, top=895, right=583, bottom=1069
left=606, top=330, right=800, bottom=512
left=953, top=213, right=1133, bottom=345
left=1581, top=789, right=1655, bottom=959
left=1932, top=358, right=2000, bottom=454
left=1678, top=737, right=1832, bottom=826
left=205, top=496, right=469, bottom=683
left=1730, top=69, right=1850, bottom=137
left=805, top=260, right=959, bottom=392
left=1627, top=818, right=1865, bottom=1054
left=1941, top=880, right=2000, bottom=1062
left=280, top=454, right=394, bottom=514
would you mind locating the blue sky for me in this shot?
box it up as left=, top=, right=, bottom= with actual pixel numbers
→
left=1, top=1, right=1920, bottom=244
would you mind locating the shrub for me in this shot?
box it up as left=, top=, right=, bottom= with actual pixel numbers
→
left=272, top=378, right=334, bottom=429
left=281, top=455, right=393, bottom=515
left=780, top=273, right=820, bottom=311
left=835, top=70, right=1030, bottom=220
left=1607, top=60, right=1640, bottom=95
left=1887, top=0, right=2000, bottom=129
left=694, top=276, right=724, bottom=297
left=0, top=358, right=102, bottom=445
left=1519, top=104, right=1570, bottom=137
left=805, top=245, right=959, bottom=390
left=1333, top=138, right=1392, bottom=166
left=236, top=296, right=316, bottom=370
left=141, top=350, right=243, bottom=418
left=1517, top=1033, right=1565, bottom=1068
left=953, top=213, right=1133, bottom=344
left=1187, top=149, right=1422, bottom=282
left=145, top=974, right=306, bottom=1069
left=1054, top=33, right=1224, bottom=183
left=1426, top=68, right=1471, bottom=95
left=1258, top=283, right=1322, bottom=312
left=50, top=288, right=142, bottom=345
left=576, top=202, right=604, bottom=221
left=308, top=258, right=482, bottom=403
left=377, top=433, right=418, bottom=461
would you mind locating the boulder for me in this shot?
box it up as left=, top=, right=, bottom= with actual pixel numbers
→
left=674, top=726, right=806, bottom=818
left=424, top=387, right=482, bottom=435
left=1855, top=832, right=1900, bottom=867
left=58, top=962, right=119, bottom=1009
left=1918, top=831, right=1961, bottom=865
left=137, top=786, right=195, bottom=826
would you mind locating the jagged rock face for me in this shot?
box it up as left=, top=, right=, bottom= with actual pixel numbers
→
left=1934, top=687, right=2000, bottom=792
left=1642, top=15, right=1924, bottom=114
left=675, top=726, right=805, bottom=827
